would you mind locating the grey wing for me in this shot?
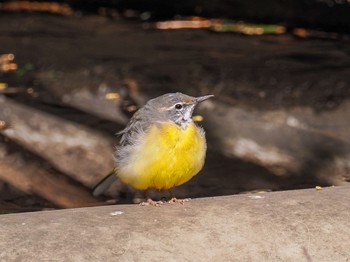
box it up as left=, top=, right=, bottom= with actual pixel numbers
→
left=115, top=108, right=153, bottom=168
left=117, top=108, right=151, bottom=146
left=93, top=108, right=153, bottom=197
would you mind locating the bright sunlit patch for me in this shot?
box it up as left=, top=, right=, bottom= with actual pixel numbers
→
left=293, top=28, right=339, bottom=40
left=0, top=53, right=17, bottom=73
left=0, top=54, right=14, bottom=63
left=110, top=211, right=124, bottom=216
left=156, top=17, right=210, bottom=30
left=0, top=1, right=73, bottom=16
left=248, top=195, right=264, bottom=199
left=211, top=20, right=286, bottom=35
left=105, top=92, right=121, bottom=100
left=155, top=17, right=286, bottom=35
left=0, top=120, right=9, bottom=130
left=192, top=115, right=204, bottom=122
left=0, top=83, right=8, bottom=91
left=126, top=105, right=137, bottom=112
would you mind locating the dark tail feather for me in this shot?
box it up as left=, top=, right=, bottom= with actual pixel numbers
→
left=92, top=169, right=118, bottom=197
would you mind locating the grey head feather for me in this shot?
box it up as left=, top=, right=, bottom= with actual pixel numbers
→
left=117, top=92, right=198, bottom=146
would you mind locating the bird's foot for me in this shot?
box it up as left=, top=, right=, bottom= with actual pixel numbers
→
left=140, top=198, right=164, bottom=207
left=168, top=198, right=190, bottom=204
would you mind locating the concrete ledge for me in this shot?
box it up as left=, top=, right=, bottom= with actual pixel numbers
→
left=1, top=186, right=350, bottom=261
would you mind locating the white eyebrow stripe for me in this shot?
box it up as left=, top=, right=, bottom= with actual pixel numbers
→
left=160, top=104, right=179, bottom=111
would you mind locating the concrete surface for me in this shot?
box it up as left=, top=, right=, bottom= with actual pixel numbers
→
left=0, top=186, right=350, bottom=261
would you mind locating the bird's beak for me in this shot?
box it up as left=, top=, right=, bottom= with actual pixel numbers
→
left=193, top=95, right=214, bottom=104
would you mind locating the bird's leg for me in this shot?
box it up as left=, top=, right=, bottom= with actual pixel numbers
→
left=140, top=190, right=164, bottom=207
left=168, top=189, right=190, bottom=204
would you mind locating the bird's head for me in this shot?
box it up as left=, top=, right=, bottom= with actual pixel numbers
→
left=147, top=92, right=214, bottom=127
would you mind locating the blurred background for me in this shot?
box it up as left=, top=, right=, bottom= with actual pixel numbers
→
left=0, top=0, right=349, bottom=213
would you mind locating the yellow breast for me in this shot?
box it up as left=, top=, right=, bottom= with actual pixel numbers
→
left=117, top=122, right=206, bottom=190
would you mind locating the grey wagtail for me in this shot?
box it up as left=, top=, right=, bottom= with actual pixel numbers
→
left=93, top=92, right=213, bottom=206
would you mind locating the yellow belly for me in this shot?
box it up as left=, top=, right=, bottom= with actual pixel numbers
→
left=117, top=122, right=206, bottom=190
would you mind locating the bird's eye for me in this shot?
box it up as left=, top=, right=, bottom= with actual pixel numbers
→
left=175, top=103, right=183, bottom=110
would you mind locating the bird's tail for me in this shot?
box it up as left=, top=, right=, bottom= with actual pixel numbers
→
left=92, top=168, right=118, bottom=197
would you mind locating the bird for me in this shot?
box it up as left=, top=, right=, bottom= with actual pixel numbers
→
left=93, top=92, right=213, bottom=206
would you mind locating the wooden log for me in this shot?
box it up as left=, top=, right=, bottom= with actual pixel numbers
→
left=0, top=95, right=115, bottom=187
left=201, top=99, right=350, bottom=184
left=0, top=138, right=100, bottom=208
left=38, top=73, right=145, bottom=125
left=0, top=162, right=99, bottom=208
